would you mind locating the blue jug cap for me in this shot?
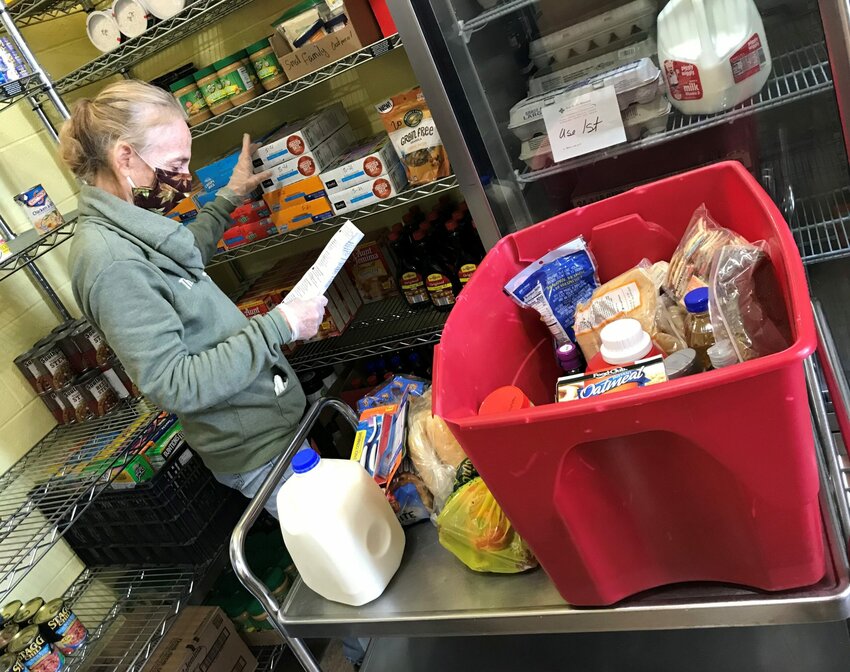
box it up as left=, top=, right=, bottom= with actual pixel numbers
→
left=684, top=287, right=710, bottom=313
left=292, top=448, right=320, bottom=474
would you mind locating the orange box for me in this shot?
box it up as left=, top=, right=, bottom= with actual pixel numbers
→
left=270, top=197, right=334, bottom=232
left=263, top=176, right=327, bottom=213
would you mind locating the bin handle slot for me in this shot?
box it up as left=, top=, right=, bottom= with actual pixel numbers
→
left=229, top=397, right=359, bottom=672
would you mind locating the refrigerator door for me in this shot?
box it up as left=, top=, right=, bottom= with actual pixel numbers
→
left=388, top=0, right=850, bottom=367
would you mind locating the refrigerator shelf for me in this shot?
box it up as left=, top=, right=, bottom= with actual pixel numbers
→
left=61, top=564, right=196, bottom=672
left=289, top=296, right=448, bottom=372
left=191, top=34, right=402, bottom=139
left=0, top=399, right=160, bottom=602
left=515, top=39, right=832, bottom=184
left=52, top=0, right=254, bottom=94
left=792, top=187, right=850, bottom=264
left=206, top=175, right=459, bottom=268
left=0, top=217, right=77, bottom=282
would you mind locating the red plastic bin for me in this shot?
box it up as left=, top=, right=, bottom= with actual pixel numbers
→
left=434, top=162, right=823, bottom=606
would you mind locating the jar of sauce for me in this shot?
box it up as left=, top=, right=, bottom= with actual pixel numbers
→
left=169, top=75, right=212, bottom=127
left=31, top=337, right=73, bottom=391
left=193, top=66, right=233, bottom=115
left=77, top=370, right=119, bottom=418
left=246, top=38, right=286, bottom=91
left=70, top=322, right=112, bottom=370
left=214, top=54, right=258, bottom=107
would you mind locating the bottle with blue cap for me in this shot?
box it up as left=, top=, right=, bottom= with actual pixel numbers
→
left=275, top=448, right=405, bottom=607
left=684, top=287, right=716, bottom=371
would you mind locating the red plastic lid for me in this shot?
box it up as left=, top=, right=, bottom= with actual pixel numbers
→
left=452, top=211, right=464, bottom=222
left=391, top=222, right=403, bottom=234
left=419, top=221, right=432, bottom=233
left=446, top=221, right=459, bottom=232
left=426, top=211, right=439, bottom=223
left=478, top=386, right=532, bottom=415
left=388, top=231, right=399, bottom=242
left=402, top=213, right=413, bottom=224
left=412, top=230, right=426, bottom=241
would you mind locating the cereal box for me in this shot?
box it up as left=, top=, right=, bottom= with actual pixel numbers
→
left=556, top=356, right=668, bottom=402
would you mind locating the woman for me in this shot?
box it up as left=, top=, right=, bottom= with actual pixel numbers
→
left=61, top=80, right=327, bottom=514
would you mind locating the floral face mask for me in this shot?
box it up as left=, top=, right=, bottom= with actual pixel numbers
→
left=126, top=150, right=192, bottom=215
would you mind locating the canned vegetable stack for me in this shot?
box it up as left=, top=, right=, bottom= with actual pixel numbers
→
left=0, top=597, right=87, bottom=669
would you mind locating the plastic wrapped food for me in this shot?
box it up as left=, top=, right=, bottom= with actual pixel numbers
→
left=407, top=388, right=466, bottom=511
left=437, top=476, right=537, bottom=573
left=665, top=204, right=748, bottom=302
left=708, top=242, right=792, bottom=362
left=387, top=457, right=433, bottom=526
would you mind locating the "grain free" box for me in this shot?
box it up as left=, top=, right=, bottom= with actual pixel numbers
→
left=320, top=134, right=399, bottom=195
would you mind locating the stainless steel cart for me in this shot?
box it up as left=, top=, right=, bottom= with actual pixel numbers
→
left=230, top=303, right=850, bottom=672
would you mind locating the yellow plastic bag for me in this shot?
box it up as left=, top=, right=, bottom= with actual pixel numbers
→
left=436, top=477, right=537, bottom=573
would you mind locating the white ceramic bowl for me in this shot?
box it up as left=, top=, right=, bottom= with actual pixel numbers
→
left=142, top=0, right=185, bottom=20
left=112, top=0, right=150, bottom=38
left=86, top=11, right=122, bottom=52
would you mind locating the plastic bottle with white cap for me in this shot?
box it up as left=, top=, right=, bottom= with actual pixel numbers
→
left=585, top=318, right=664, bottom=373
left=276, top=448, right=405, bottom=606
left=708, top=340, right=739, bottom=369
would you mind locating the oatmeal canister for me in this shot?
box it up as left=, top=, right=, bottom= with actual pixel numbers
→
left=33, top=600, right=87, bottom=655
left=6, top=625, right=64, bottom=672
left=193, top=66, right=233, bottom=115
left=13, top=185, right=65, bottom=235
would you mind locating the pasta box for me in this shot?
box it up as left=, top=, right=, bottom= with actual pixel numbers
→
left=261, top=124, right=356, bottom=193
left=253, top=103, right=349, bottom=171
left=320, top=134, right=399, bottom=195
left=270, top=197, right=335, bottom=231
left=263, top=176, right=327, bottom=212
left=329, top=159, right=407, bottom=215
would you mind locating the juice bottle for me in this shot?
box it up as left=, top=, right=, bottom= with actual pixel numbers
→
left=412, top=230, right=459, bottom=311
left=392, top=232, right=430, bottom=311
left=585, top=318, right=664, bottom=373
left=684, top=287, right=715, bottom=371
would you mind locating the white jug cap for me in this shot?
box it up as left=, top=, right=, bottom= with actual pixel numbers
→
left=599, top=318, right=652, bottom=365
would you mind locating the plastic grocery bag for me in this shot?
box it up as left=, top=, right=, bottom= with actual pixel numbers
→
left=437, top=466, right=537, bottom=574
left=709, top=242, right=792, bottom=362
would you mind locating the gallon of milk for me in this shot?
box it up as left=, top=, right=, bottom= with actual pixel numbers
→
left=657, top=0, right=771, bottom=115
left=276, top=449, right=405, bottom=606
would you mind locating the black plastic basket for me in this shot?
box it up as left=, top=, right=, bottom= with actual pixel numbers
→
left=64, top=443, right=247, bottom=565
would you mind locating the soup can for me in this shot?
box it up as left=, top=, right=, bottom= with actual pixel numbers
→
left=0, top=603, right=21, bottom=628
left=33, top=600, right=87, bottom=655
left=12, top=185, right=65, bottom=235
left=54, top=321, right=91, bottom=376
left=101, top=357, right=141, bottom=399
left=70, top=322, right=112, bottom=370
left=6, top=625, right=63, bottom=672
left=61, top=383, right=94, bottom=424
left=0, top=623, right=19, bottom=650
left=0, top=652, right=22, bottom=672
left=77, top=370, right=119, bottom=417
left=31, top=337, right=72, bottom=392
left=39, top=392, right=72, bottom=426
left=13, top=599, right=43, bottom=626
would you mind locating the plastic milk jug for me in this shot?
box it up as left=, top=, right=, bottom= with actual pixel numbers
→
left=276, top=449, right=405, bottom=606
left=657, top=0, right=771, bottom=114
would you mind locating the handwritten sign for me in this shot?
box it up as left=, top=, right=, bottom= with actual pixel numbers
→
left=541, top=86, right=626, bottom=162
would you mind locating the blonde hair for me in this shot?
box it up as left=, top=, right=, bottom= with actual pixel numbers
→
left=59, top=80, right=184, bottom=183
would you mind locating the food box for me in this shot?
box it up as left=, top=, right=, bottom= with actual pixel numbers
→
left=345, top=239, right=398, bottom=302
left=195, top=150, right=240, bottom=191
left=528, top=36, right=658, bottom=96
left=270, top=197, right=335, bottom=231
left=269, top=0, right=383, bottom=81
left=508, top=58, right=662, bottom=141
left=261, top=124, right=356, bottom=193
left=142, top=420, right=184, bottom=470
left=221, top=218, right=277, bottom=249
left=166, top=189, right=203, bottom=223
left=320, top=134, right=399, bottom=194
left=89, top=454, right=156, bottom=489
left=252, top=103, right=349, bottom=171
left=230, top=200, right=271, bottom=225
left=329, top=160, right=406, bottom=214
left=263, top=176, right=327, bottom=213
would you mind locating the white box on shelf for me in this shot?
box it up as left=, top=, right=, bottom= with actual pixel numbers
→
left=261, top=124, right=356, bottom=193
left=320, top=134, right=399, bottom=195
left=329, top=160, right=407, bottom=215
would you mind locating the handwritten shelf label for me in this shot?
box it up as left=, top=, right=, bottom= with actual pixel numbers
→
left=541, top=86, right=626, bottom=163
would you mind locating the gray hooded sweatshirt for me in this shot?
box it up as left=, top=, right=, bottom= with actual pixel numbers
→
left=69, top=185, right=306, bottom=474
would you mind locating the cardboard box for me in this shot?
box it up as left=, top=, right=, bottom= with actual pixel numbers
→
left=320, top=133, right=399, bottom=194
left=142, top=421, right=184, bottom=470
left=270, top=0, right=382, bottom=81
left=195, top=151, right=240, bottom=192
left=166, top=189, right=203, bottom=223
left=231, top=200, right=271, bottom=225
left=329, top=159, right=407, bottom=214
left=263, top=176, right=327, bottom=213
left=147, top=607, right=257, bottom=672
left=222, top=218, right=277, bottom=249
left=346, top=239, right=398, bottom=302
left=261, top=124, right=356, bottom=193
left=270, top=197, right=335, bottom=232
left=252, top=103, right=349, bottom=171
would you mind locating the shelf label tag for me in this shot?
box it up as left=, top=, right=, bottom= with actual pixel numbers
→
left=542, top=86, right=626, bottom=162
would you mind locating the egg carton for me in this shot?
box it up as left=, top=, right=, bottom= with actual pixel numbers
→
left=528, top=36, right=657, bottom=96
left=518, top=93, right=671, bottom=171
left=509, top=57, right=661, bottom=141
left=530, top=0, right=657, bottom=70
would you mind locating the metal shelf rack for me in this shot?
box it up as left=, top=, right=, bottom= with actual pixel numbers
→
left=254, top=644, right=286, bottom=671
left=0, top=72, right=47, bottom=109
left=516, top=38, right=833, bottom=184
left=0, top=399, right=161, bottom=602
left=791, top=187, right=850, bottom=264
left=192, top=34, right=403, bottom=139
left=0, top=217, right=77, bottom=282
left=289, top=296, right=448, bottom=373
left=61, top=564, right=196, bottom=672
left=207, top=175, right=460, bottom=267
left=5, top=0, right=97, bottom=27
left=53, top=0, right=255, bottom=94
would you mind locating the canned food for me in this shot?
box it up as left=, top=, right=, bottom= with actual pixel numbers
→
left=6, top=625, right=64, bottom=672
left=33, top=600, right=87, bottom=655
left=13, top=351, right=44, bottom=394
left=0, top=603, right=21, bottom=627
left=100, top=357, right=141, bottom=399
left=39, top=392, right=73, bottom=426
left=13, top=599, right=43, bottom=626
left=0, top=652, right=21, bottom=672
left=31, top=338, right=72, bottom=391
left=58, top=384, right=92, bottom=424
left=13, top=185, right=65, bottom=236
left=70, top=323, right=112, bottom=370
left=0, top=623, right=19, bottom=649
left=77, top=370, right=118, bottom=417
left=54, top=324, right=90, bottom=376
